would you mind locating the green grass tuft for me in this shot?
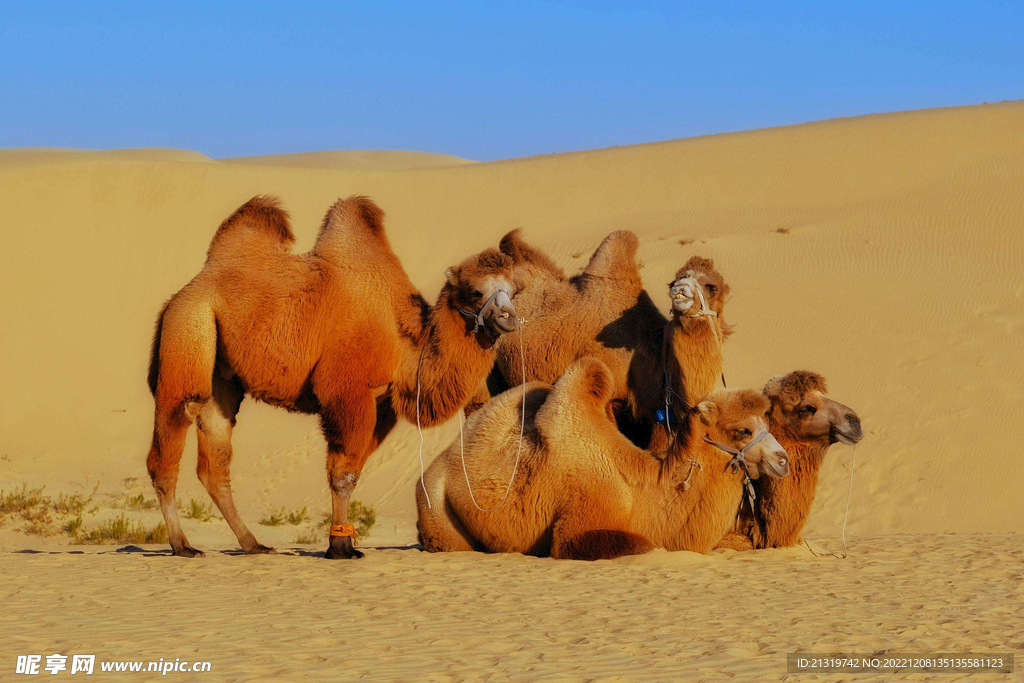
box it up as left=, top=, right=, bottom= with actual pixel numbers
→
left=260, top=507, right=309, bottom=526
left=75, top=514, right=168, bottom=545
left=182, top=498, right=215, bottom=522
left=293, top=529, right=321, bottom=545
left=120, top=493, right=158, bottom=511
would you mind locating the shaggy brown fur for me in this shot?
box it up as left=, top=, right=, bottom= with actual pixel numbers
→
left=715, top=371, right=863, bottom=550
left=146, top=195, right=518, bottom=559
left=417, top=358, right=790, bottom=560
left=469, top=229, right=733, bottom=455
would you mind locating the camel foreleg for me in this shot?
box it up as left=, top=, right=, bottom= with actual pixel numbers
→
left=320, top=391, right=382, bottom=560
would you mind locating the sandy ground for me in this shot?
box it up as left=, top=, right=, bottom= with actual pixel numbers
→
left=2, top=535, right=1020, bottom=682
left=2, top=102, right=1023, bottom=679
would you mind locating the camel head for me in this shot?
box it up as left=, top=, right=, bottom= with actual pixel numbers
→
left=764, top=371, right=863, bottom=446
left=696, top=389, right=790, bottom=479
left=445, top=248, right=519, bottom=339
left=668, top=256, right=731, bottom=325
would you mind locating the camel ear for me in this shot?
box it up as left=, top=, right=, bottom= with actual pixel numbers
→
left=445, top=267, right=459, bottom=286
left=696, top=400, right=719, bottom=426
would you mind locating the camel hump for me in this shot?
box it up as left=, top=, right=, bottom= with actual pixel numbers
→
left=318, top=195, right=385, bottom=238
left=581, top=230, right=641, bottom=281
left=535, top=357, right=614, bottom=435
left=499, top=229, right=567, bottom=280
left=313, top=195, right=390, bottom=257
left=208, top=195, right=294, bottom=258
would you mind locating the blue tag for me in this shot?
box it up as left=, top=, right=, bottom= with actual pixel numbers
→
left=656, top=410, right=666, bottom=423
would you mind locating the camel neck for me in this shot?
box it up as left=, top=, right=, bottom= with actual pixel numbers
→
left=665, top=316, right=723, bottom=408
left=392, top=288, right=496, bottom=427
left=630, top=424, right=742, bottom=553
left=751, top=432, right=829, bottom=548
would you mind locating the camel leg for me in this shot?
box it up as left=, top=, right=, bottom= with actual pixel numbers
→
left=320, top=390, right=378, bottom=560
left=195, top=375, right=272, bottom=555
left=715, top=531, right=754, bottom=552
left=147, top=404, right=201, bottom=557
left=551, top=503, right=654, bottom=561
left=418, top=499, right=478, bottom=553
left=462, top=378, right=492, bottom=417
left=416, top=461, right=477, bottom=552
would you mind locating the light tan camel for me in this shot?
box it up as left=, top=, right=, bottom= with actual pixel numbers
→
left=470, top=229, right=732, bottom=456
left=716, top=371, right=863, bottom=550
left=417, top=357, right=789, bottom=560
left=146, top=195, right=518, bottom=558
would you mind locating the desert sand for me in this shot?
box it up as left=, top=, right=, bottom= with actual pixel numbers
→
left=2, top=102, right=1023, bottom=680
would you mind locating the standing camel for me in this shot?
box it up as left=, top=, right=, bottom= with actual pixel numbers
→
left=418, top=358, right=789, bottom=560
left=470, top=229, right=732, bottom=453
left=715, top=371, right=863, bottom=550
left=146, top=195, right=519, bottom=559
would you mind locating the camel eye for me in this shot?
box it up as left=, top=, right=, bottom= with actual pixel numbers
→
left=734, top=428, right=751, bottom=439
left=800, top=405, right=817, bottom=417
left=705, top=283, right=718, bottom=296
left=471, top=289, right=484, bottom=301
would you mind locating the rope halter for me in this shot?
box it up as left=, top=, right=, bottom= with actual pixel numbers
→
left=458, top=288, right=513, bottom=336
left=669, top=271, right=727, bottom=388
left=702, top=429, right=770, bottom=513
left=671, top=272, right=719, bottom=321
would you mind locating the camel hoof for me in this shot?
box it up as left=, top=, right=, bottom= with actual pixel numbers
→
left=244, top=544, right=277, bottom=555
left=172, top=545, right=204, bottom=558
left=325, top=540, right=364, bottom=560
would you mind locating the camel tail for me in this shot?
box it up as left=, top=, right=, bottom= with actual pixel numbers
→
left=580, top=230, right=641, bottom=282
left=147, top=300, right=171, bottom=395
left=207, top=195, right=294, bottom=259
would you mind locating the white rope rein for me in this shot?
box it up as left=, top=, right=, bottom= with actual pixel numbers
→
left=459, top=319, right=527, bottom=512
left=416, top=338, right=432, bottom=510
left=416, top=318, right=528, bottom=512
left=839, top=443, right=857, bottom=559
left=803, top=442, right=858, bottom=559
left=687, top=273, right=725, bottom=387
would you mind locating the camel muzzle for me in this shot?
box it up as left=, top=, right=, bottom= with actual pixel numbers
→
left=461, top=289, right=518, bottom=336
left=482, top=290, right=518, bottom=334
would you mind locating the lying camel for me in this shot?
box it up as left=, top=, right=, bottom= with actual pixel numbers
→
left=715, top=371, right=863, bottom=550
left=471, top=229, right=732, bottom=454
left=146, top=195, right=518, bottom=558
left=417, top=357, right=789, bottom=560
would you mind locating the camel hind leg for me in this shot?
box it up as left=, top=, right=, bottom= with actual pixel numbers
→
left=551, top=498, right=654, bottom=561
left=147, top=295, right=217, bottom=557
left=195, top=374, right=272, bottom=554
left=416, top=462, right=478, bottom=553
left=147, top=404, right=202, bottom=557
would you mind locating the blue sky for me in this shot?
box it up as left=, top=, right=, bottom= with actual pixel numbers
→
left=1, top=1, right=1021, bottom=160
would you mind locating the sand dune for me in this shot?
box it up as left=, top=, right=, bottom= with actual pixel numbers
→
left=219, top=149, right=472, bottom=170
left=3, top=102, right=1023, bottom=547
left=2, top=101, right=1022, bottom=680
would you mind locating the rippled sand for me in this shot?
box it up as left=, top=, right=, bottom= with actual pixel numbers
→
left=2, top=534, right=1020, bottom=682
